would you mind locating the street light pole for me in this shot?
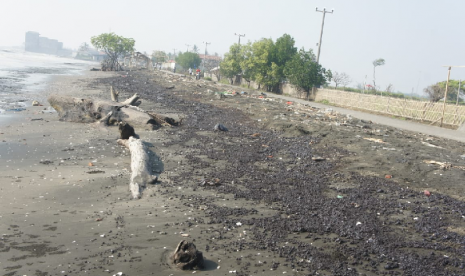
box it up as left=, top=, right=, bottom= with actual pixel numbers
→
left=234, top=33, right=245, bottom=45
left=315, top=7, right=334, bottom=64
left=185, top=44, right=191, bottom=52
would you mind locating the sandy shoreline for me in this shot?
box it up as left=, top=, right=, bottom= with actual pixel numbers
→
left=2, top=69, right=465, bottom=275
left=0, top=71, right=236, bottom=276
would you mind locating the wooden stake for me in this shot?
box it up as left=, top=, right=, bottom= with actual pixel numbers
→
left=440, top=67, right=452, bottom=127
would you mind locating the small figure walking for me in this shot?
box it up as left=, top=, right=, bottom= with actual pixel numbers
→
left=188, top=68, right=192, bottom=75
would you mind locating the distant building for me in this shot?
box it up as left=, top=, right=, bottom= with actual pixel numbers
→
left=198, top=54, right=222, bottom=62
left=75, top=48, right=107, bottom=61
left=25, top=31, right=71, bottom=56
left=199, top=54, right=222, bottom=72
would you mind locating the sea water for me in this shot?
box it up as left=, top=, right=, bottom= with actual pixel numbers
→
left=0, top=46, right=96, bottom=115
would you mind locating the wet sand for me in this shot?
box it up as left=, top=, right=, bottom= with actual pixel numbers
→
left=2, top=70, right=465, bottom=275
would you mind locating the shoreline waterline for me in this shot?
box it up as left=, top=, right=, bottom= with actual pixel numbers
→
left=0, top=48, right=98, bottom=117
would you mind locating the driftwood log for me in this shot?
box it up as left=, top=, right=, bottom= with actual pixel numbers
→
left=110, top=86, right=119, bottom=102
left=48, top=94, right=156, bottom=128
left=48, top=93, right=180, bottom=199
left=117, top=137, right=157, bottom=199
left=48, top=94, right=180, bottom=129
left=171, top=240, right=205, bottom=270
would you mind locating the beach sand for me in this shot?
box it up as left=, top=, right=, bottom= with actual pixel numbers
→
left=2, top=70, right=465, bottom=276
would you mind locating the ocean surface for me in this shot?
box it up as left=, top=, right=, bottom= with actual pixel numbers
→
left=0, top=47, right=96, bottom=116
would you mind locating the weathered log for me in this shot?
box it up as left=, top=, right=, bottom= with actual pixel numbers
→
left=48, top=94, right=157, bottom=129
left=117, top=137, right=157, bottom=199
left=147, top=111, right=181, bottom=126
left=92, top=111, right=113, bottom=130
left=110, top=86, right=119, bottom=102
left=171, top=240, right=205, bottom=270
left=119, top=106, right=157, bottom=128
left=120, top=93, right=140, bottom=106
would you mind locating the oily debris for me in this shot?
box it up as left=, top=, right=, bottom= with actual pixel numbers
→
left=88, top=71, right=465, bottom=275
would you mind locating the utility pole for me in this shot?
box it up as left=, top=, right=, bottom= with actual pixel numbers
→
left=440, top=67, right=452, bottom=127
left=202, top=42, right=210, bottom=71
left=185, top=44, right=191, bottom=52
left=440, top=65, right=465, bottom=126
left=315, top=7, right=334, bottom=64
left=234, top=33, right=245, bottom=44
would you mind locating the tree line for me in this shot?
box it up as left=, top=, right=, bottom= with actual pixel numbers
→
left=90, top=32, right=463, bottom=104
left=220, top=34, right=332, bottom=97
left=424, top=80, right=464, bottom=104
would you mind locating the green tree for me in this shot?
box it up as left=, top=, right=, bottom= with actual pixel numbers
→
left=249, top=38, right=275, bottom=90
left=284, top=48, right=329, bottom=98
left=269, top=34, right=297, bottom=91
left=220, top=43, right=243, bottom=84
left=436, top=80, right=464, bottom=103
left=151, top=50, right=167, bottom=63
left=192, top=45, right=199, bottom=54
left=239, top=42, right=254, bottom=87
left=175, top=52, right=201, bottom=70
left=90, top=33, right=135, bottom=71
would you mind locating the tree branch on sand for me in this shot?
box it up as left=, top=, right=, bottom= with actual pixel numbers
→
left=48, top=92, right=180, bottom=199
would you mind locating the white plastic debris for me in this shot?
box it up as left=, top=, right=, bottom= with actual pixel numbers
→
left=356, top=222, right=362, bottom=226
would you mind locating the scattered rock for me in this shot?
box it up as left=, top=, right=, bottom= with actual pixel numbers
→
left=214, top=123, right=228, bottom=131
left=312, top=156, right=326, bottom=161
left=87, top=169, right=105, bottom=174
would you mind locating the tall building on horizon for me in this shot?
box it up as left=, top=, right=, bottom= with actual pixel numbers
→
left=25, top=31, right=69, bottom=56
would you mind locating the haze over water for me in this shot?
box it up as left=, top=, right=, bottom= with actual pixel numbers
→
left=0, top=47, right=95, bottom=115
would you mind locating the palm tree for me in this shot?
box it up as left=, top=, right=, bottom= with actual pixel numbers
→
left=372, top=58, right=385, bottom=91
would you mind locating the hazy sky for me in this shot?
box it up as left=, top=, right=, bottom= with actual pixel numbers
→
left=2, top=0, right=465, bottom=94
